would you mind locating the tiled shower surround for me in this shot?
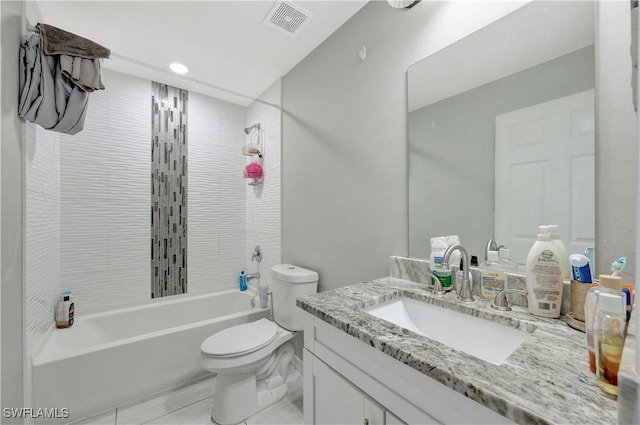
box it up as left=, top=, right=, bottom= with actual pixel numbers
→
left=151, top=82, right=188, bottom=298
left=25, top=69, right=282, bottom=357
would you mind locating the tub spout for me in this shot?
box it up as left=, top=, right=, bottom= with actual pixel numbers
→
left=246, top=272, right=260, bottom=281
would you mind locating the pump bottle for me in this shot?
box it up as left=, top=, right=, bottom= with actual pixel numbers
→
left=525, top=230, right=563, bottom=318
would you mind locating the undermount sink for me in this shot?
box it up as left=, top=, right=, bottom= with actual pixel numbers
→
left=364, top=297, right=532, bottom=365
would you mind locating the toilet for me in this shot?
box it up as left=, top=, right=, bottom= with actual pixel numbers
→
left=199, top=264, right=318, bottom=425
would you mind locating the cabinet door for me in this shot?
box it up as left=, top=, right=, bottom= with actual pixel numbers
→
left=312, top=356, right=364, bottom=425
left=363, top=396, right=385, bottom=425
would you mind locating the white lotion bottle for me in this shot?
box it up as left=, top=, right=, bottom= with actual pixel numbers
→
left=526, top=231, right=563, bottom=318
left=547, top=224, right=570, bottom=280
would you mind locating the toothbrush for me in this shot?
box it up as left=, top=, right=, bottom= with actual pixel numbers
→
left=611, top=257, right=627, bottom=276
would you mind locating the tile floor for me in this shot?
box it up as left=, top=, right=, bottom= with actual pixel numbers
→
left=70, top=368, right=303, bottom=425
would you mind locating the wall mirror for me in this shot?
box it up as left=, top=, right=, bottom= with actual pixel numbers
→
left=408, top=1, right=595, bottom=266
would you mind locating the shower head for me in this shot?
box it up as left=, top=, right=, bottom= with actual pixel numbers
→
left=244, top=123, right=261, bottom=135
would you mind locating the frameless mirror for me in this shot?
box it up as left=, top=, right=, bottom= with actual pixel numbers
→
left=408, top=1, right=595, bottom=266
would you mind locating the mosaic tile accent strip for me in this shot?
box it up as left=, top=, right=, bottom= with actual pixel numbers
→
left=151, top=82, right=188, bottom=298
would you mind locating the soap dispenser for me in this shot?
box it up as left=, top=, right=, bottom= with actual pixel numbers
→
left=479, top=251, right=506, bottom=300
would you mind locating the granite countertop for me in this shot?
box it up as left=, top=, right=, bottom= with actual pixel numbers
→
left=297, top=276, right=618, bottom=425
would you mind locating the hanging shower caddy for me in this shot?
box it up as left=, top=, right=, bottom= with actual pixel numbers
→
left=243, top=123, right=264, bottom=186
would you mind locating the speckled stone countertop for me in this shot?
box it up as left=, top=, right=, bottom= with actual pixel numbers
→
left=297, top=276, right=618, bottom=425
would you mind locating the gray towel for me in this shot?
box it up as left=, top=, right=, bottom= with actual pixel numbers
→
left=37, top=23, right=110, bottom=59
left=60, top=55, right=105, bottom=92
left=19, top=34, right=89, bottom=135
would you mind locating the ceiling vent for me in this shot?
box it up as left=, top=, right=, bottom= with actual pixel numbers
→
left=264, top=1, right=313, bottom=38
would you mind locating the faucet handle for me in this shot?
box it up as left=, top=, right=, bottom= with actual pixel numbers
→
left=425, top=272, right=445, bottom=296
left=491, top=289, right=528, bottom=312
left=251, top=245, right=262, bottom=263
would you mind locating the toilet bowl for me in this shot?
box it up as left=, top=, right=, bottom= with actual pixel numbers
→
left=200, top=319, right=294, bottom=425
left=199, top=264, right=318, bottom=425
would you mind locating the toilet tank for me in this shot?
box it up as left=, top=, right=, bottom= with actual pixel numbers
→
left=270, top=264, right=318, bottom=331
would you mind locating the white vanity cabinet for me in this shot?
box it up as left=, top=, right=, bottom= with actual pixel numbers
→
left=302, top=312, right=515, bottom=425
left=307, top=355, right=388, bottom=425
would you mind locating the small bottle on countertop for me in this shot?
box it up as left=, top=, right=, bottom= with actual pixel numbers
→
left=585, top=274, right=623, bottom=373
left=56, top=290, right=74, bottom=329
left=430, top=237, right=453, bottom=292
left=479, top=250, right=507, bottom=300
left=594, top=292, right=626, bottom=396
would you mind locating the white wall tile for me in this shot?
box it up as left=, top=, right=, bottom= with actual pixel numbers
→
left=59, top=70, right=151, bottom=315
left=25, top=122, right=60, bottom=354
left=245, top=80, right=282, bottom=289
left=188, top=92, right=247, bottom=295
left=28, top=69, right=281, bottom=320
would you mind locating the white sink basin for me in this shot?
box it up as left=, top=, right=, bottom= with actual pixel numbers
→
left=364, top=297, right=531, bottom=365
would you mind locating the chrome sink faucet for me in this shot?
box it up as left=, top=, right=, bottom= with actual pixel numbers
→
left=441, top=244, right=475, bottom=302
left=426, top=272, right=445, bottom=296
left=485, top=239, right=498, bottom=261
left=491, top=289, right=528, bottom=312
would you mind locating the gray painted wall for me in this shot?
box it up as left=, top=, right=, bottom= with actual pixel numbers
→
left=281, top=1, right=526, bottom=291
left=408, top=46, right=595, bottom=261
left=282, top=1, right=637, bottom=291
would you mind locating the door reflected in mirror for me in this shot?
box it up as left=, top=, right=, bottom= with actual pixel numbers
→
left=408, top=1, right=595, bottom=266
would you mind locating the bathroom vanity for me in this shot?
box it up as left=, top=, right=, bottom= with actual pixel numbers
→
left=297, top=266, right=618, bottom=424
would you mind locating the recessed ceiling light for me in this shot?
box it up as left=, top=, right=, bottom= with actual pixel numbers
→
left=387, top=0, right=420, bottom=8
left=169, top=63, right=188, bottom=74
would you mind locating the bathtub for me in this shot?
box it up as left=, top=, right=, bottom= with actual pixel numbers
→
left=31, top=289, right=268, bottom=423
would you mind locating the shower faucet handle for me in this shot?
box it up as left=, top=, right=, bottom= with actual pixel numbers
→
left=251, top=245, right=262, bottom=263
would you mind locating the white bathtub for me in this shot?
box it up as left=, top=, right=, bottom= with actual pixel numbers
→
left=31, top=290, right=269, bottom=423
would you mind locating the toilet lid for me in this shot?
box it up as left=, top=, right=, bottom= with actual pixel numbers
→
left=201, top=318, right=278, bottom=357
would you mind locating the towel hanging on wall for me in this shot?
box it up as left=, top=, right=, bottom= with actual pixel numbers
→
left=19, top=34, right=89, bottom=135
left=18, top=23, right=110, bottom=135
left=39, top=23, right=110, bottom=92
left=37, top=23, right=111, bottom=59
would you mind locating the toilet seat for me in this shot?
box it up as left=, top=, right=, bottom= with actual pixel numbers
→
left=201, top=318, right=278, bottom=358
left=199, top=325, right=293, bottom=374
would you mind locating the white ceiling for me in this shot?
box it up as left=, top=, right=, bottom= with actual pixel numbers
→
left=33, top=1, right=368, bottom=106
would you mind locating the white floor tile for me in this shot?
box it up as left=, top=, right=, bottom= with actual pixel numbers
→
left=116, top=375, right=216, bottom=425
left=114, top=366, right=302, bottom=425
left=140, top=397, right=213, bottom=425
left=69, top=409, right=116, bottom=425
